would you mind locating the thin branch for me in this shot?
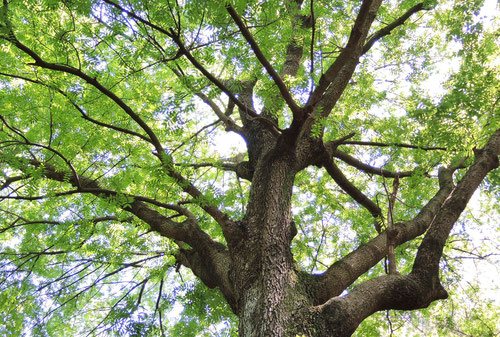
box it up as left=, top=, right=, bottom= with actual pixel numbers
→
left=226, top=5, right=302, bottom=117
left=322, top=155, right=382, bottom=218
left=3, top=30, right=235, bottom=234
left=101, top=0, right=174, bottom=38
left=362, top=3, right=430, bottom=55
left=384, top=176, right=399, bottom=274
left=1, top=181, right=196, bottom=222
left=102, top=0, right=260, bottom=120
left=341, top=140, right=447, bottom=151
left=101, top=0, right=281, bottom=135
left=0, top=175, right=28, bottom=190
left=168, top=67, right=243, bottom=135
left=330, top=149, right=414, bottom=178
left=9, top=38, right=166, bottom=157
left=171, top=120, right=220, bottom=154
left=309, top=0, right=315, bottom=93
left=0, top=131, right=82, bottom=188
left=0, top=71, right=152, bottom=142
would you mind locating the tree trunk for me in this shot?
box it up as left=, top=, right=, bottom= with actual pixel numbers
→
left=227, top=130, right=500, bottom=337
left=230, top=137, right=303, bottom=336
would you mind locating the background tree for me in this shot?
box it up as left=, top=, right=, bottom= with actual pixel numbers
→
left=0, top=0, right=498, bottom=336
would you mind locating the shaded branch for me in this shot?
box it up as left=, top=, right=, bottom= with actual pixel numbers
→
left=413, top=129, right=500, bottom=276
left=2, top=158, right=239, bottom=307
left=15, top=159, right=213, bottom=251
left=314, top=132, right=499, bottom=333
left=171, top=120, right=220, bottom=154
left=307, top=273, right=447, bottom=337
left=101, top=0, right=175, bottom=38
left=0, top=124, right=82, bottom=188
left=308, top=162, right=457, bottom=304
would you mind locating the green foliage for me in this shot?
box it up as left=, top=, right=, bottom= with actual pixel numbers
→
left=0, top=0, right=498, bottom=336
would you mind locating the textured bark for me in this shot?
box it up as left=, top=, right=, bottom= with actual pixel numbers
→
left=2, top=1, right=498, bottom=336
left=229, top=130, right=499, bottom=337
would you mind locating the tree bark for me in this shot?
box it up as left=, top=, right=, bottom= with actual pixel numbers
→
left=229, top=129, right=500, bottom=337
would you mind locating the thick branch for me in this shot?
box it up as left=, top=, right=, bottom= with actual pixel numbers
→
left=413, top=129, right=500, bottom=275
left=305, top=0, right=383, bottom=110
left=315, top=136, right=497, bottom=334
left=309, top=130, right=500, bottom=305
left=309, top=163, right=456, bottom=304
left=308, top=273, right=446, bottom=337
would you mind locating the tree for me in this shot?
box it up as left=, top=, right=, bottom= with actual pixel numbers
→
left=0, top=0, right=498, bottom=336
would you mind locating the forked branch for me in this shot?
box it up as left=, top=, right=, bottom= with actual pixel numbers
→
left=308, top=129, right=500, bottom=306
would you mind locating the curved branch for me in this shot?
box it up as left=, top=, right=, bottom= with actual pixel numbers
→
left=0, top=71, right=153, bottom=142
left=362, top=3, right=430, bottom=55
left=322, top=154, right=382, bottom=218
left=413, top=129, right=500, bottom=275
left=8, top=37, right=166, bottom=157
left=9, top=159, right=194, bottom=242
left=0, top=135, right=82, bottom=189
left=168, top=66, right=244, bottom=135
left=307, top=273, right=447, bottom=337
left=0, top=175, right=28, bottom=190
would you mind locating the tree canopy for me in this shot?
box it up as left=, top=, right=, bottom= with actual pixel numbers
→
left=0, top=0, right=498, bottom=336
